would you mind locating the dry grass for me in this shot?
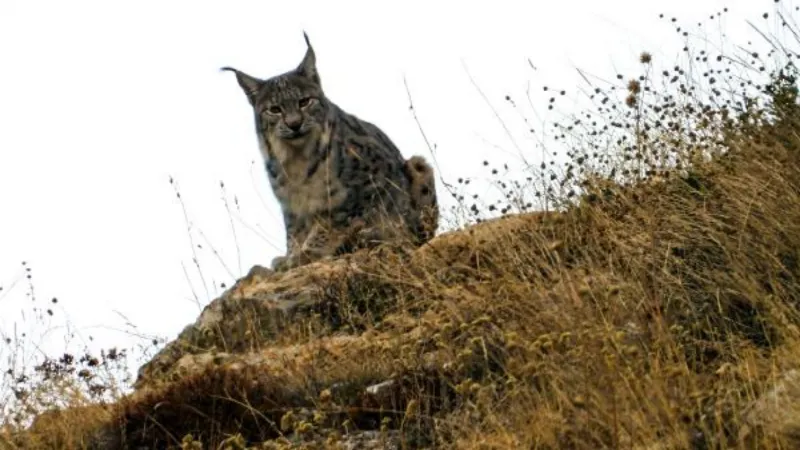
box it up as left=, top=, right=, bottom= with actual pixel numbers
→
left=11, top=126, right=800, bottom=449
left=5, top=3, right=800, bottom=449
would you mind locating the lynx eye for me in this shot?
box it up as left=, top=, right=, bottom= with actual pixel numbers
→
left=267, top=105, right=283, bottom=115
left=298, top=97, right=313, bottom=108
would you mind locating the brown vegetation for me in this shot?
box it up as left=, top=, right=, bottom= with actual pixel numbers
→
left=5, top=3, right=800, bottom=449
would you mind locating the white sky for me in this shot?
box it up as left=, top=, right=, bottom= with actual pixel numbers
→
left=0, top=0, right=776, bottom=377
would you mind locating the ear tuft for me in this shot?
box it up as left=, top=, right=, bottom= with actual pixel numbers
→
left=296, top=32, right=321, bottom=86
left=221, top=66, right=262, bottom=104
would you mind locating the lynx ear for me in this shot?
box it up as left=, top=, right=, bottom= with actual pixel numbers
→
left=295, top=31, right=320, bottom=86
left=220, top=67, right=262, bottom=104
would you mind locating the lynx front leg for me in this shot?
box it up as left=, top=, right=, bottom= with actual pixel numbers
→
left=271, top=237, right=315, bottom=272
left=271, top=222, right=335, bottom=272
left=271, top=218, right=369, bottom=271
left=271, top=215, right=309, bottom=272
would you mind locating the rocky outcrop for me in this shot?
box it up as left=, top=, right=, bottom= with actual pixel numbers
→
left=111, top=211, right=561, bottom=449
left=134, top=212, right=554, bottom=392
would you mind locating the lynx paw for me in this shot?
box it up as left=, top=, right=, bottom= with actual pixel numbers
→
left=245, top=264, right=274, bottom=280
left=270, top=253, right=312, bottom=272
left=270, top=255, right=291, bottom=272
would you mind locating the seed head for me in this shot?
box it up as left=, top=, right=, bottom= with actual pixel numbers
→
left=625, top=94, right=638, bottom=108
left=627, top=79, right=642, bottom=94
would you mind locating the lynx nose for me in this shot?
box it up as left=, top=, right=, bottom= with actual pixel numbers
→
left=285, top=114, right=304, bottom=132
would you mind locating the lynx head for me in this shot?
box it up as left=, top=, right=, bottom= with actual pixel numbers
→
left=222, top=32, right=328, bottom=147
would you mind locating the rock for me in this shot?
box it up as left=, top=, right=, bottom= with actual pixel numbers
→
left=134, top=213, right=560, bottom=390
left=134, top=258, right=358, bottom=389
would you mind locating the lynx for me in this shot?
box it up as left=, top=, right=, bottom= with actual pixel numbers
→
left=222, top=33, right=439, bottom=271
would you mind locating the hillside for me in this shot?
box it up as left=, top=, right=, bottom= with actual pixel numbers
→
left=5, top=9, right=800, bottom=450
left=7, top=107, right=800, bottom=448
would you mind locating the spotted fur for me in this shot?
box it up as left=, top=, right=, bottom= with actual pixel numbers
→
left=223, top=33, right=439, bottom=271
left=404, top=156, right=439, bottom=242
